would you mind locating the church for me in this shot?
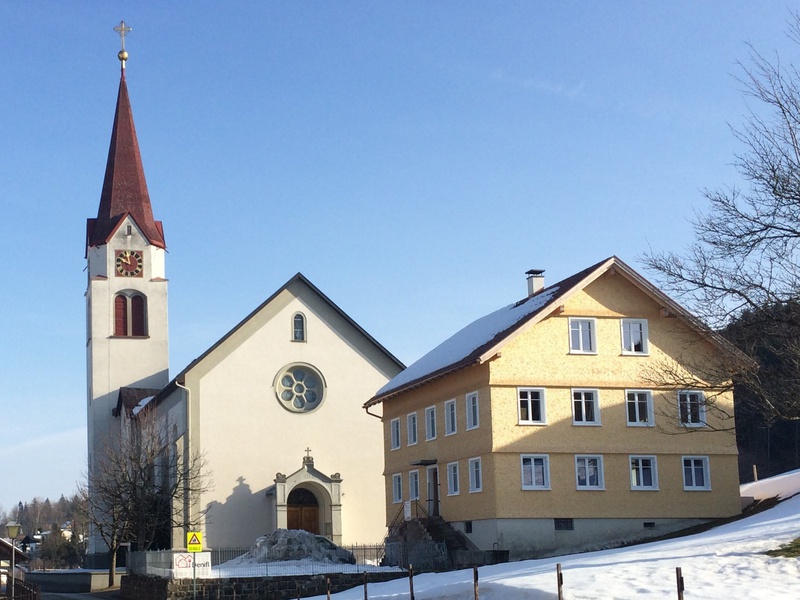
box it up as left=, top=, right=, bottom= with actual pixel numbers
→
left=85, top=36, right=404, bottom=552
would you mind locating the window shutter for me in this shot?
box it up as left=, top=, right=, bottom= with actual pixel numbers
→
left=131, top=295, right=146, bottom=336
left=114, top=295, right=128, bottom=336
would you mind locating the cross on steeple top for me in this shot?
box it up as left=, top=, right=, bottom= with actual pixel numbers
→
left=114, top=21, right=132, bottom=49
left=114, top=21, right=132, bottom=70
left=305, top=447, right=312, bottom=458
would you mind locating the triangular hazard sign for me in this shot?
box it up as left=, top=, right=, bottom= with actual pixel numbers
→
left=188, top=533, right=200, bottom=545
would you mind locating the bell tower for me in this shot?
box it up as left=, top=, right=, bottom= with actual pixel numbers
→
left=85, top=23, right=169, bottom=521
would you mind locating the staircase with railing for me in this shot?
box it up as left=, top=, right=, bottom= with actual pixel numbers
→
left=385, top=501, right=503, bottom=571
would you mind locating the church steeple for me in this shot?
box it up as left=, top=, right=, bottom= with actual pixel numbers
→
left=86, top=28, right=165, bottom=250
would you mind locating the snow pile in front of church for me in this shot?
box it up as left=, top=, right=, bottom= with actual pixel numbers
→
left=226, top=530, right=355, bottom=565
left=213, top=530, right=401, bottom=577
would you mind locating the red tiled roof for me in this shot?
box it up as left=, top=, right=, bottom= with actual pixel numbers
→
left=87, top=73, right=165, bottom=250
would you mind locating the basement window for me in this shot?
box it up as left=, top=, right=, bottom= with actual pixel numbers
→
left=554, top=518, right=574, bottom=531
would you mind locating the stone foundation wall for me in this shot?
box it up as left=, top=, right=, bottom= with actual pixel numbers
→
left=121, top=571, right=408, bottom=600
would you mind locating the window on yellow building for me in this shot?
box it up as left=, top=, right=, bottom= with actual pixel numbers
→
left=630, top=456, right=658, bottom=490
left=390, top=418, right=401, bottom=450
left=425, top=406, right=437, bottom=440
left=407, top=413, right=418, bottom=445
left=469, top=457, right=483, bottom=492
left=392, top=473, right=403, bottom=503
left=409, top=470, right=420, bottom=500
left=444, top=399, right=457, bottom=435
left=575, top=455, right=604, bottom=489
left=682, top=456, right=710, bottom=490
left=519, top=388, right=546, bottom=424
left=572, top=389, right=600, bottom=425
left=569, top=318, right=596, bottom=353
left=447, top=462, right=460, bottom=496
left=678, top=391, right=706, bottom=427
left=521, top=454, right=550, bottom=490
left=626, top=390, right=654, bottom=426
left=466, top=392, right=479, bottom=430
left=621, top=319, right=649, bottom=354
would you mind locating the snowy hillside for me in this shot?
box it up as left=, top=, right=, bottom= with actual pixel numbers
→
left=310, top=470, right=800, bottom=599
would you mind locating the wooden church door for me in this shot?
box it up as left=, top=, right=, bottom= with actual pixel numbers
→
left=286, top=487, right=320, bottom=534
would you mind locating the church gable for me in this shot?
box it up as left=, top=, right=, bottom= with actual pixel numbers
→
left=172, top=273, right=403, bottom=386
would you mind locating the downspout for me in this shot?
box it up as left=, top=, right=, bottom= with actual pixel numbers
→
left=176, top=380, right=192, bottom=548
left=365, top=403, right=382, bottom=419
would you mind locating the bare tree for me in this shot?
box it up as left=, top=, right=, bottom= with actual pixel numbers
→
left=80, top=409, right=210, bottom=587
left=644, top=13, right=800, bottom=423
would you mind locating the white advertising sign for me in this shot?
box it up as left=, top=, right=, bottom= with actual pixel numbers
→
left=172, top=552, right=212, bottom=578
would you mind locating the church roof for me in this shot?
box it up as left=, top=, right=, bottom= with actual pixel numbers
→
left=366, top=256, right=745, bottom=407
left=86, top=72, right=165, bottom=250
left=113, top=386, right=163, bottom=418
left=151, top=273, right=405, bottom=407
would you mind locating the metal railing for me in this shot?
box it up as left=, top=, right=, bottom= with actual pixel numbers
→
left=127, top=544, right=399, bottom=579
left=0, top=577, right=41, bottom=600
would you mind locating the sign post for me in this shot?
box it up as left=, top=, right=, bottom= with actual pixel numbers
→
left=187, top=531, right=203, bottom=600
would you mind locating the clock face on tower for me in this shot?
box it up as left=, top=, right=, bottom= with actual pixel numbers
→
left=115, top=250, right=144, bottom=277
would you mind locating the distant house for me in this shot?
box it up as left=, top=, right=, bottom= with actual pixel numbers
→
left=366, top=257, right=743, bottom=559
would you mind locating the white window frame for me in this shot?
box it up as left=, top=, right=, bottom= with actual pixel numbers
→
left=407, top=412, right=418, bottom=446
left=621, top=318, right=649, bottom=355
left=447, top=461, right=460, bottom=496
left=292, top=312, right=307, bottom=342
left=678, top=390, right=706, bottom=427
left=518, top=387, right=546, bottom=424
left=575, top=455, right=604, bottom=490
left=466, top=392, right=480, bottom=430
left=392, top=473, right=403, bottom=503
left=569, top=317, right=597, bottom=354
left=682, top=455, right=711, bottom=490
left=572, top=389, right=601, bottom=425
left=629, top=455, right=659, bottom=490
left=468, top=457, right=483, bottom=493
left=425, top=406, right=437, bottom=440
left=521, top=454, right=550, bottom=490
left=625, top=389, right=654, bottom=427
left=444, top=399, right=457, bottom=436
left=390, top=418, right=401, bottom=450
left=409, top=469, right=420, bottom=501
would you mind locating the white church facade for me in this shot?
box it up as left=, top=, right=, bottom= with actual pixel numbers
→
left=86, top=47, right=403, bottom=552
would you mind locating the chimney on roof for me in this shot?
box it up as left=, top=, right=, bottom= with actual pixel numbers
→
left=526, top=269, right=545, bottom=297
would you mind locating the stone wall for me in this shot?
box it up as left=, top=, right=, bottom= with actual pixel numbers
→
left=121, top=571, right=408, bottom=600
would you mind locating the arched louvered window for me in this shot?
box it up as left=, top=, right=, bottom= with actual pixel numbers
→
left=114, top=292, right=148, bottom=337
left=293, top=313, right=306, bottom=342
left=131, top=294, right=146, bottom=336
left=114, top=295, right=129, bottom=336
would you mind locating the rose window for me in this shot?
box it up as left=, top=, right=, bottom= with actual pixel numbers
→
left=275, top=364, right=325, bottom=413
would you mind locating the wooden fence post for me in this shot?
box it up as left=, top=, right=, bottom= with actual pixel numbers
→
left=676, top=567, right=685, bottom=600
left=327, top=575, right=332, bottom=600
left=473, top=565, right=479, bottom=599
left=363, top=571, right=368, bottom=600
left=409, top=564, right=415, bottom=600
left=556, top=563, right=564, bottom=600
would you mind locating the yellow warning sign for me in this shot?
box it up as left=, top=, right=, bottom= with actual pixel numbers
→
left=187, top=531, right=203, bottom=553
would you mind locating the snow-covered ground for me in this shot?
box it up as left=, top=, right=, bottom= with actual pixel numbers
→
left=306, top=470, right=800, bottom=599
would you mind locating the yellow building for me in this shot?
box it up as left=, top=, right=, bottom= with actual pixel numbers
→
left=366, top=257, right=744, bottom=560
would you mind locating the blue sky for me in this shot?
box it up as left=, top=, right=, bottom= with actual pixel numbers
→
left=0, top=2, right=794, bottom=513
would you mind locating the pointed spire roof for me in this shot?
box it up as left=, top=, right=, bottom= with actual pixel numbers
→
left=86, top=69, right=165, bottom=249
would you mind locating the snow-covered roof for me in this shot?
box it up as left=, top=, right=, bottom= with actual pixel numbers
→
left=367, top=258, right=613, bottom=404
left=367, top=255, right=745, bottom=406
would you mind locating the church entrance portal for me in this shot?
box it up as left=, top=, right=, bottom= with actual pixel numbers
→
left=287, top=487, right=319, bottom=534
